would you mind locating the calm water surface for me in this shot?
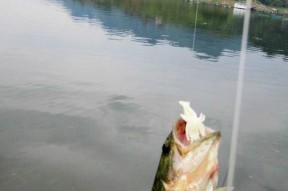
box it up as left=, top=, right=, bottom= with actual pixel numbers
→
left=0, top=0, right=287, bottom=190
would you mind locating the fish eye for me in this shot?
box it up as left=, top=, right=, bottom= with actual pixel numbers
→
left=162, top=142, right=170, bottom=154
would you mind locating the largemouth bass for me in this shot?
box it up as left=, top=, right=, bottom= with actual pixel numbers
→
left=152, top=101, right=232, bottom=191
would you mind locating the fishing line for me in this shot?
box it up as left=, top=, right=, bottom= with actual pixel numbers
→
left=192, top=0, right=199, bottom=51
left=227, top=0, right=252, bottom=188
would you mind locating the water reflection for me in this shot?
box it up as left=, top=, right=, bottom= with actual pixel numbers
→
left=233, top=8, right=246, bottom=16
left=56, top=0, right=288, bottom=60
left=57, top=0, right=243, bottom=61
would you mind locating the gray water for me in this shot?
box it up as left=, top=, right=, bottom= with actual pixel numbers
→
left=0, top=0, right=287, bottom=190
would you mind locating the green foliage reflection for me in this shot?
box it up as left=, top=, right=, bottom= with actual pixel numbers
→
left=79, top=0, right=288, bottom=58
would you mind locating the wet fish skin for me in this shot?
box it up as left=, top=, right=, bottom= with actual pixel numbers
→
left=152, top=132, right=173, bottom=191
left=151, top=127, right=222, bottom=191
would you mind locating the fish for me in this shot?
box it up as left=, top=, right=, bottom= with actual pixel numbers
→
left=151, top=101, right=233, bottom=191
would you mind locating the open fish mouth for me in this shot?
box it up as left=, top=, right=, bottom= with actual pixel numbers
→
left=172, top=117, right=221, bottom=154
left=173, top=118, right=190, bottom=147
left=173, top=101, right=207, bottom=146
left=172, top=101, right=220, bottom=155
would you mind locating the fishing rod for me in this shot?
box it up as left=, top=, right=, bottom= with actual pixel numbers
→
left=227, top=0, right=252, bottom=188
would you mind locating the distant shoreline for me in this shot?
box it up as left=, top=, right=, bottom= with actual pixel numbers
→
left=192, top=0, right=288, bottom=16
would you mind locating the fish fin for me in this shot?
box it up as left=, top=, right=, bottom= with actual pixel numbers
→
left=215, top=187, right=234, bottom=191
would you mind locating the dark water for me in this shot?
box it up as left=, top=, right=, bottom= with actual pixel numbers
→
left=0, top=0, right=287, bottom=190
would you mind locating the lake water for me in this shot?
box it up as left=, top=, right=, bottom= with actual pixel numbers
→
left=0, top=0, right=287, bottom=190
